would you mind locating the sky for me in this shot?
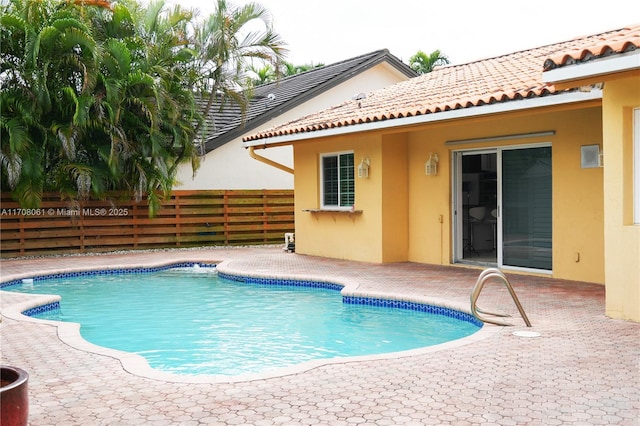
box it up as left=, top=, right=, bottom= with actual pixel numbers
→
left=171, top=0, right=639, bottom=66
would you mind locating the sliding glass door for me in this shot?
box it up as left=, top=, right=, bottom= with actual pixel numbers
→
left=501, top=147, right=552, bottom=270
left=458, top=151, right=498, bottom=264
left=454, top=145, right=552, bottom=271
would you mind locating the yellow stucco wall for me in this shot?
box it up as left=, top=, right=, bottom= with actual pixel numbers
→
left=294, top=134, right=385, bottom=262
left=291, top=102, right=606, bottom=284
left=380, top=134, right=409, bottom=262
left=602, top=76, right=640, bottom=321
left=293, top=132, right=410, bottom=262
left=406, top=106, right=605, bottom=283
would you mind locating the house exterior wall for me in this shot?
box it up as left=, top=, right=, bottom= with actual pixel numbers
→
left=291, top=102, right=606, bottom=284
left=293, top=131, right=409, bottom=263
left=176, top=141, right=293, bottom=190
left=175, top=63, right=411, bottom=190
left=406, top=105, right=605, bottom=283
left=602, top=75, right=640, bottom=321
left=381, top=133, right=409, bottom=262
left=294, top=134, right=385, bottom=262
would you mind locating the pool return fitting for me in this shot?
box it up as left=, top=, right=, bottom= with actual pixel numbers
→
left=470, top=268, right=531, bottom=327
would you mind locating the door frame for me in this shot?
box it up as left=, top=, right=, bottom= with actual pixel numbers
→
left=451, top=142, right=553, bottom=274
left=452, top=148, right=497, bottom=264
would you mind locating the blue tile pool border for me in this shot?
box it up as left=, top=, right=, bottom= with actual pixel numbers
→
left=4, top=264, right=481, bottom=328
left=23, top=301, right=61, bottom=317
left=0, top=262, right=217, bottom=290
left=218, top=272, right=482, bottom=328
left=0, top=262, right=216, bottom=317
left=217, top=272, right=343, bottom=291
left=344, top=296, right=482, bottom=327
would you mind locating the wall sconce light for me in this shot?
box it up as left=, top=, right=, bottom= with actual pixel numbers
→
left=357, top=157, right=370, bottom=178
left=425, top=153, right=439, bottom=176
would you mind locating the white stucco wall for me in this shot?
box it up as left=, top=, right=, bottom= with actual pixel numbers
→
left=175, top=63, right=412, bottom=190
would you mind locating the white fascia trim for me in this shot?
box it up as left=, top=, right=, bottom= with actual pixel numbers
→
left=542, top=51, right=640, bottom=84
left=242, top=90, right=602, bottom=148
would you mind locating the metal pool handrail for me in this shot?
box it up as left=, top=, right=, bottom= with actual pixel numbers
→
left=470, top=268, right=532, bottom=327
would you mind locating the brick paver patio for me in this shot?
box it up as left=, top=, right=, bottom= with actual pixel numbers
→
left=1, top=246, right=638, bottom=425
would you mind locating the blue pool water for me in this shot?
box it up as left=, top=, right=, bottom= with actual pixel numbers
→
left=6, top=267, right=480, bottom=376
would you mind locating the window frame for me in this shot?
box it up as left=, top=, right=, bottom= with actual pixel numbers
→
left=320, top=151, right=355, bottom=210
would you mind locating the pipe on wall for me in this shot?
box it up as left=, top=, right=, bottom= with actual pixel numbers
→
left=247, top=146, right=294, bottom=175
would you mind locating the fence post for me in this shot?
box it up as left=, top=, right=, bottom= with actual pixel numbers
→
left=19, top=215, right=25, bottom=256
left=263, top=191, right=268, bottom=243
left=79, top=205, right=85, bottom=252
left=133, top=203, right=139, bottom=248
left=223, top=191, right=230, bottom=245
left=175, top=192, right=181, bottom=247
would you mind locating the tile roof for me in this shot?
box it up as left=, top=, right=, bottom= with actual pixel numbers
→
left=199, top=49, right=416, bottom=153
left=244, top=24, right=640, bottom=143
left=544, top=23, right=640, bottom=70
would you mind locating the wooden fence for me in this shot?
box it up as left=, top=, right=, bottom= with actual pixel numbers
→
left=0, top=190, right=294, bottom=258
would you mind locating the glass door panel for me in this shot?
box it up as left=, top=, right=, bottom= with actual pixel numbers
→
left=501, top=147, right=552, bottom=270
left=461, top=152, right=497, bottom=263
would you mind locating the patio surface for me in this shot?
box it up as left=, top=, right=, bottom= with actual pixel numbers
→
left=1, top=246, right=638, bottom=425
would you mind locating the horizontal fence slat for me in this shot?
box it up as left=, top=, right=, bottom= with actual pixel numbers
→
left=1, top=189, right=294, bottom=258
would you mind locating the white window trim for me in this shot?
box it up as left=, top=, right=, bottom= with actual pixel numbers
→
left=634, top=108, right=640, bottom=224
left=320, top=150, right=354, bottom=210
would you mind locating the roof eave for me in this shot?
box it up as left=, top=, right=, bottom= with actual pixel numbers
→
left=242, top=90, right=603, bottom=148
left=203, top=51, right=416, bottom=154
left=542, top=50, right=640, bottom=86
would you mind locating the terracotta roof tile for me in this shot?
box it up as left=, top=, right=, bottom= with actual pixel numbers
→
left=200, top=49, right=416, bottom=152
left=244, top=24, right=639, bottom=143
left=544, top=24, right=640, bottom=69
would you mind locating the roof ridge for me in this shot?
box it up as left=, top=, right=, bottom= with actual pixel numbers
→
left=438, top=23, right=640, bottom=70
left=201, top=48, right=414, bottom=152
left=563, top=23, right=640, bottom=43
left=253, top=49, right=392, bottom=89
left=243, top=24, right=640, bottom=143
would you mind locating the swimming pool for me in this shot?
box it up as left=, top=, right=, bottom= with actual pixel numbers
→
left=3, top=264, right=481, bottom=377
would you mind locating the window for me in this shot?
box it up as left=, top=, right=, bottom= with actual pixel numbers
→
left=634, top=108, right=640, bottom=224
left=321, top=151, right=354, bottom=209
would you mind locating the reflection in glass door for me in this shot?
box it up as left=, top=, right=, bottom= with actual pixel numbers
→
left=502, top=147, right=552, bottom=270
left=460, top=152, right=497, bottom=263
left=454, top=145, right=552, bottom=271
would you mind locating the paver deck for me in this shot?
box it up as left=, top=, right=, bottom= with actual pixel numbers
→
left=1, top=246, right=638, bottom=425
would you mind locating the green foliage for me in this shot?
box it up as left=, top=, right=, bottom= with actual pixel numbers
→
left=247, top=60, right=324, bottom=86
left=1, top=0, right=286, bottom=216
left=409, top=49, right=450, bottom=74
left=191, top=0, right=287, bottom=125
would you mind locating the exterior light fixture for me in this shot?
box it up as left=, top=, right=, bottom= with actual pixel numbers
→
left=357, top=157, right=370, bottom=178
left=425, top=153, right=439, bottom=176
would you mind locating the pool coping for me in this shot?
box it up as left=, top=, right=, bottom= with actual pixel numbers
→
left=0, top=259, right=500, bottom=384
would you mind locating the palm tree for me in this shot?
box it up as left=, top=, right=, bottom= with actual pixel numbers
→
left=95, top=0, right=203, bottom=214
left=191, top=0, right=287, bottom=129
left=1, top=0, right=202, bottom=215
left=279, top=61, right=324, bottom=77
left=248, top=63, right=277, bottom=85
left=247, top=60, right=324, bottom=86
left=409, top=49, right=450, bottom=74
left=1, top=0, right=285, bottom=214
left=1, top=0, right=101, bottom=207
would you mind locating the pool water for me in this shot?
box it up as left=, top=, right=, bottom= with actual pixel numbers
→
left=7, top=268, right=480, bottom=376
